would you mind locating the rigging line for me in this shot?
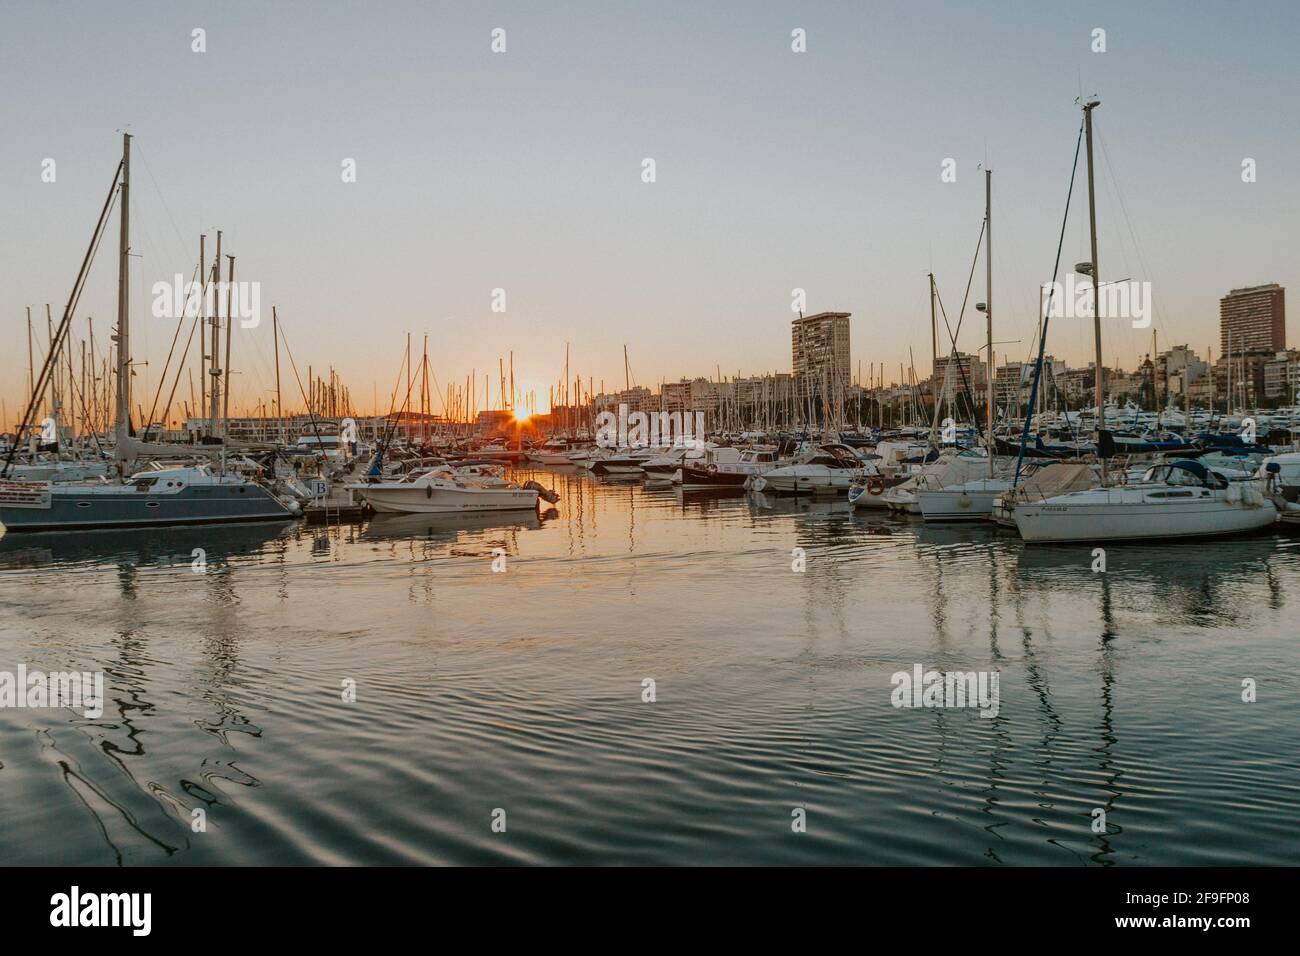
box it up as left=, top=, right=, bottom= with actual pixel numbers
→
left=1096, top=128, right=1167, bottom=335
left=932, top=286, right=979, bottom=427
left=133, top=142, right=194, bottom=265
left=931, top=216, right=988, bottom=432
left=277, top=316, right=335, bottom=463
left=426, top=366, right=447, bottom=416
left=3, top=161, right=122, bottom=477
left=1014, top=117, right=1085, bottom=486
left=953, top=217, right=986, bottom=348
left=378, top=345, right=422, bottom=452
left=156, top=313, right=203, bottom=437
left=60, top=340, right=109, bottom=459
left=141, top=261, right=202, bottom=438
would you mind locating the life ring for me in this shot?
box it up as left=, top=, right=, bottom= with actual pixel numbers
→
left=867, top=476, right=886, bottom=495
left=706, top=463, right=718, bottom=474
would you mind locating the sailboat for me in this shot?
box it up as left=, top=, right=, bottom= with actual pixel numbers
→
left=915, top=168, right=1013, bottom=521
left=1013, top=102, right=1276, bottom=543
left=0, top=135, right=297, bottom=533
left=1015, top=459, right=1275, bottom=542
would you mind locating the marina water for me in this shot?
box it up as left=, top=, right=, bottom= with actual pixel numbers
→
left=1, top=466, right=1298, bottom=865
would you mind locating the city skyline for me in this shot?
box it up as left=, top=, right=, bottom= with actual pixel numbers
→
left=3, top=1, right=1298, bottom=421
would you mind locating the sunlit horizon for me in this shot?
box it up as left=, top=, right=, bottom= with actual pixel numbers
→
left=3, top=1, right=1297, bottom=425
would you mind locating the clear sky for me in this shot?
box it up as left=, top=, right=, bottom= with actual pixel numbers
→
left=2, top=0, right=1297, bottom=421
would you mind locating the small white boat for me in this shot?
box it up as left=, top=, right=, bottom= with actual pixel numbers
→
left=589, top=447, right=658, bottom=476
left=528, top=439, right=579, bottom=465
left=679, top=448, right=779, bottom=489
left=640, top=446, right=703, bottom=479
left=349, top=467, right=554, bottom=514
left=1013, top=460, right=1277, bottom=543
left=470, top=439, right=521, bottom=461
left=294, top=421, right=351, bottom=462
left=916, top=478, right=1014, bottom=522
left=878, top=450, right=997, bottom=514
left=749, top=443, right=865, bottom=494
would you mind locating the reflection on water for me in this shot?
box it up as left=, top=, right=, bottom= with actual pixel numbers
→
left=1, top=465, right=1298, bottom=865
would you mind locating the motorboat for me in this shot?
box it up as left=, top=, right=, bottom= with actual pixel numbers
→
left=348, top=467, right=557, bottom=514
left=640, top=446, right=706, bottom=479
left=846, top=472, right=912, bottom=508
left=293, top=421, right=351, bottom=461
left=679, top=448, right=780, bottom=489
left=747, top=443, right=866, bottom=494
left=527, top=438, right=580, bottom=465
left=589, top=447, right=658, bottom=476
left=470, top=438, right=524, bottom=462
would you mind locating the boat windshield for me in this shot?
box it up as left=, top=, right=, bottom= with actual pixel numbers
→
left=1143, top=462, right=1225, bottom=489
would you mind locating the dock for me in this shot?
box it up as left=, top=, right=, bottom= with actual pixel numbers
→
left=303, top=485, right=372, bottom=524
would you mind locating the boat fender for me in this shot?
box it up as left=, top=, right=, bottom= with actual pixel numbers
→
left=426, top=485, right=433, bottom=499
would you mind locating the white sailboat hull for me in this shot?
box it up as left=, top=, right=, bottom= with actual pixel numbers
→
left=1014, top=489, right=1277, bottom=542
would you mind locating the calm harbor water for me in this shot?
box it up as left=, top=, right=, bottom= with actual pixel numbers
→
left=2, top=465, right=1298, bottom=866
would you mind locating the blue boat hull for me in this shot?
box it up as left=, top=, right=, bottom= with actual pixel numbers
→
left=0, top=485, right=294, bottom=533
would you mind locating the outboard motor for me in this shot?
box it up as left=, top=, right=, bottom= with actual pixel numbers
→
left=522, top=480, right=560, bottom=504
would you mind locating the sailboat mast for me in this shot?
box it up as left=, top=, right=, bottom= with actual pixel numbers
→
left=114, top=132, right=132, bottom=468
left=222, top=254, right=235, bottom=437
left=928, top=272, right=937, bottom=378
left=196, top=234, right=206, bottom=423
left=273, top=306, right=283, bottom=439
left=1082, top=100, right=1104, bottom=476
left=208, top=230, right=222, bottom=435
left=26, top=308, right=34, bottom=412
left=984, top=168, right=994, bottom=478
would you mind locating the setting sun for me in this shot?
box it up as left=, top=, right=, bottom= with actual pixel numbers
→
left=513, top=408, right=530, bottom=424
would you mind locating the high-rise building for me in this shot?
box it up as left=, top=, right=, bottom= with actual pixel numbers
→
left=931, top=351, right=985, bottom=407
left=1220, top=284, right=1285, bottom=356
left=791, top=311, right=851, bottom=397
left=1263, top=350, right=1300, bottom=401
